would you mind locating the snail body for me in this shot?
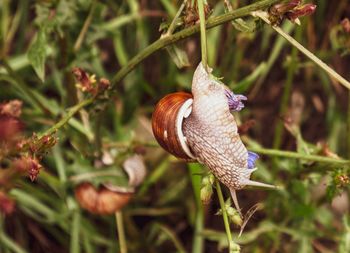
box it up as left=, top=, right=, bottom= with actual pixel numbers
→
left=152, top=62, right=275, bottom=213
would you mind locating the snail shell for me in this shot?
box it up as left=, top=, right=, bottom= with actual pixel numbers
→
left=152, top=92, right=196, bottom=160
left=75, top=183, right=132, bottom=215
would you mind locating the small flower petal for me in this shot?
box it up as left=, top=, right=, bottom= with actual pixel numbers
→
left=225, top=90, right=247, bottom=111
left=247, top=151, right=259, bottom=169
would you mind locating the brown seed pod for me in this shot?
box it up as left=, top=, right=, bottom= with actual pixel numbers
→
left=75, top=183, right=132, bottom=215
left=151, top=92, right=195, bottom=160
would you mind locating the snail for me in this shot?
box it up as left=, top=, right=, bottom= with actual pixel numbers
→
left=75, top=182, right=132, bottom=215
left=152, top=62, right=275, bottom=215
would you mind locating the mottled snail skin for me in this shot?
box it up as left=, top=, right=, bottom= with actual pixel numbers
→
left=183, top=63, right=253, bottom=190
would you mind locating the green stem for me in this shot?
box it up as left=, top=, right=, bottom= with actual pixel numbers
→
left=166, top=0, right=187, bottom=35
left=189, top=164, right=204, bottom=253
left=197, top=0, right=208, bottom=70
left=248, top=146, right=350, bottom=165
left=74, top=0, right=97, bottom=52
left=39, top=0, right=280, bottom=137
left=215, top=180, right=234, bottom=251
left=70, top=210, right=81, bottom=253
left=348, top=90, right=350, bottom=158
left=38, top=97, right=94, bottom=138
left=253, top=11, right=350, bottom=90
left=116, top=211, right=127, bottom=253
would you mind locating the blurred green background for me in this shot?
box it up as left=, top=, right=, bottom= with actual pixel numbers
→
left=0, top=0, right=350, bottom=252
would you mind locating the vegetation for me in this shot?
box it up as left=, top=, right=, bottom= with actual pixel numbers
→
left=0, top=0, right=349, bottom=252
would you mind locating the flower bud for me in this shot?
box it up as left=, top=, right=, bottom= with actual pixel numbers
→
left=200, top=184, right=213, bottom=204
left=286, top=4, right=317, bottom=23
left=200, top=174, right=215, bottom=204
left=226, top=206, right=243, bottom=226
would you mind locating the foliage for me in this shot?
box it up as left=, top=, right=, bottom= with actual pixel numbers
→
left=0, top=0, right=350, bottom=253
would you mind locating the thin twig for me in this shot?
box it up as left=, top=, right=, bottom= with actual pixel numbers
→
left=166, top=0, right=187, bottom=35
left=248, top=146, right=350, bottom=165
left=38, top=97, right=94, bottom=138
left=74, top=0, right=97, bottom=52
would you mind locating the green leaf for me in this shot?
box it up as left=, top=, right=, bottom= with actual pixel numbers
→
left=165, top=44, right=190, bottom=69
left=231, top=17, right=259, bottom=33
left=27, top=28, right=47, bottom=81
left=339, top=216, right=350, bottom=253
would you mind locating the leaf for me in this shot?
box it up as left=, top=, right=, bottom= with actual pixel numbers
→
left=27, top=28, right=47, bottom=81
left=231, top=17, right=259, bottom=33
left=165, top=44, right=190, bottom=69
left=339, top=216, right=350, bottom=253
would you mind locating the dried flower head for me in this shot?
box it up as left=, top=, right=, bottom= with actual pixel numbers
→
left=0, top=115, right=23, bottom=143
left=73, top=67, right=98, bottom=95
left=269, top=0, right=316, bottom=25
left=73, top=68, right=111, bottom=96
left=0, top=100, right=23, bottom=118
left=341, top=18, right=350, bottom=34
left=335, top=174, right=349, bottom=188
left=285, top=4, right=317, bottom=24
left=24, top=157, right=42, bottom=181
left=0, top=192, right=15, bottom=215
left=184, top=2, right=211, bottom=26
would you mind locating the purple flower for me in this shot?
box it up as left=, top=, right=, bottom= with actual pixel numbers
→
left=247, top=151, right=259, bottom=169
left=225, top=89, right=247, bottom=111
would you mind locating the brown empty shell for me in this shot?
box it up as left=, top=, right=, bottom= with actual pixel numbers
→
left=75, top=183, right=132, bottom=215
left=152, top=92, right=195, bottom=160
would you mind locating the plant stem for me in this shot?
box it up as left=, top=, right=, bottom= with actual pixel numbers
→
left=189, top=164, right=204, bottom=253
left=248, top=146, right=350, bottom=165
left=197, top=0, right=208, bottom=70
left=74, top=0, right=97, bottom=52
left=166, top=0, right=187, bottom=35
left=215, top=180, right=234, bottom=251
left=116, top=211, right=127, bottom=253
left=38, top=97, right=94, bottom=138
left=348, top=90, right=350, bottom=158
left=253, top=11, right=350, bottom=90
left=70, top=211, right=81, bottom=253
